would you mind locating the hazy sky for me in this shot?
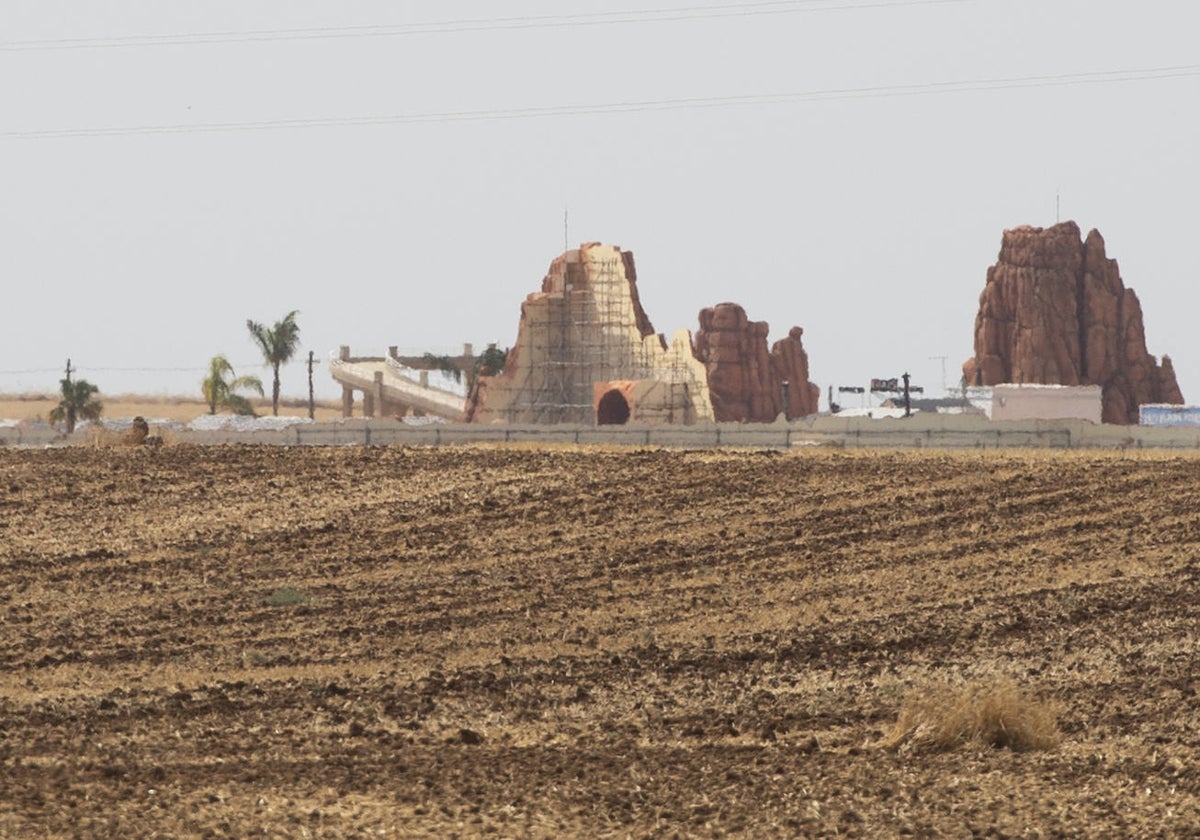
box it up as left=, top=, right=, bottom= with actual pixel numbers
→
left=3, top=1, right=1198, bottom=405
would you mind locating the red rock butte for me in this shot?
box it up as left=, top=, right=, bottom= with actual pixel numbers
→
left=963, top=221, right=1183, bottom=424
left=465, top=243, right=819, bottom=424
left=694, top=304, right=820, bottom=423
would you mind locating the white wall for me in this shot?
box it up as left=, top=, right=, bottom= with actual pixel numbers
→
left=991, top=385, right=1102, bottom=424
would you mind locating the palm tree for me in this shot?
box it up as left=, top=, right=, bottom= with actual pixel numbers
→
left=49, top=377, right=102, bottom=433
left=466, top=345, right=507, bottom=393
left=422, top=353, right=463, bottom=384
left=474, top=346, right=507, bottom=377
left=202, top=355, right=264, bottom=416
left=246, top=310, right=301, bottom=416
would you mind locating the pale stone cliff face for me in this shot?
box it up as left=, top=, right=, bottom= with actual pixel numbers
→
left=693, top=304, right=820, bottom=422
left=963, top=221, right=1183, bottom=424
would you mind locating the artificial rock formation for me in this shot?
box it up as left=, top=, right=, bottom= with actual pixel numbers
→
left=465, top=243, right=714, bottom=425
left=963, top=221, right=1183, bottom=424
left=773, top=327, right=822, bottom=420
left=466, top=243, right=820, bottom=425
left=693, top=304, right=820, bottom=422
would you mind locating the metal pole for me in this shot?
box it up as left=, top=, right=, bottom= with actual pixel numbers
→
left=307, top=351, right=315, bottom=420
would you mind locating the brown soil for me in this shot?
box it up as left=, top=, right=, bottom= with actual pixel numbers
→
left=1, top=446, right=1198, bottom=837
left=0, top=394, right=343, bottom=424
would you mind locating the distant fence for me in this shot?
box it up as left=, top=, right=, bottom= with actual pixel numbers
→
left=7, top=415, right=1200, bottom=450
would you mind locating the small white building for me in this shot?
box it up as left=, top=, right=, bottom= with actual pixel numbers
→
left=1139, top=404, right=1200, bottom=427
left=991, top=384, right=1102, bottom=423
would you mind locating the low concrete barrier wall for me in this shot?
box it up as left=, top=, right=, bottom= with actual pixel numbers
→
left=0, top=428, right=63, bottom=447
left=7, top=413, right=1200, bottom=450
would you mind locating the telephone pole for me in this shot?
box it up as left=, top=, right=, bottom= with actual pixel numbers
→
left=64, top=358, right=74, bottom=383
left=307, top=351, right=315, bottom=420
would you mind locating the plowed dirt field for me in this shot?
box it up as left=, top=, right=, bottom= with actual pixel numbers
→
left=1, top=445, right=1198, bottom=837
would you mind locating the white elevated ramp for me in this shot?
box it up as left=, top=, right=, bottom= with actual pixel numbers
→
left=330, top=356, right=466, bottom=420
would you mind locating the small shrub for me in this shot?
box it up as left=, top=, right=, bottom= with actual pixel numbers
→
left=880, top=677, right=1060, bottom=753
left=266, top=586, right=309, bottom=607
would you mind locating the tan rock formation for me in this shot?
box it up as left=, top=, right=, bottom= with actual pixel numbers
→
left=694, top=304, right=820, bottom=422
left=963, top=221, right=1183, bottom=424
left=466, top=244, right=822, bottom=425
left=465, top=244, right=714, bottom=425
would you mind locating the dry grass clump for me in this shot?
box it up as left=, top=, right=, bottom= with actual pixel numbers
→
left=880, top=678, right=1060, bottom=754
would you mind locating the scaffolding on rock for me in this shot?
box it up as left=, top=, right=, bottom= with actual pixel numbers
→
left=494, top=254, right=695, bottom=424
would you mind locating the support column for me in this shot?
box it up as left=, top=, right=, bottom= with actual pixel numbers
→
left=370, top=371, right=385, bottom=419
left=342, top=386, right=354, bottom=418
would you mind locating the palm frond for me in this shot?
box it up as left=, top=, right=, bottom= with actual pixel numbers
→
left=423, top=353, right=463, bottom=383
left=230, top=375, right=265, bottom=396
left=224, top=394, right=258, bottom=416
left=202, top=355, right=265, bottom=413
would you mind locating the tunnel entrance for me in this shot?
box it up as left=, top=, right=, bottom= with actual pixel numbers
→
left=596, top=389, right=631, bottom=425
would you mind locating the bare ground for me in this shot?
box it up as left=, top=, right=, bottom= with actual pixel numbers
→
left=0, top=394, right=343, bottom=424
left=1, top=446, right=1198, bottom=837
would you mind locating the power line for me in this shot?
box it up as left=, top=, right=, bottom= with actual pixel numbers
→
left=4, top=64, right=1197, bottom=141
left=0, top=362, right=298, bottom=375
left=76, top=365, right=266, bottom=373
left=0, top=0, right=968, bottom=51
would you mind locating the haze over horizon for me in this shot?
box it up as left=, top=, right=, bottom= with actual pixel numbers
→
left=3, top=1, right=1197, bottom=406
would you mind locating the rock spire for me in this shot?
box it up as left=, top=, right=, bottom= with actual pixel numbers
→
left=963, top=221, right=1182, bottom=424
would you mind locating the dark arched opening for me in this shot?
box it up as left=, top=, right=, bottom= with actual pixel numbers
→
left=597, top=389, right=631, bottom=425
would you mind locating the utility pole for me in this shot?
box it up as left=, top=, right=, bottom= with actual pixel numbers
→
left=902, top=372, right=913, bottom=418
left=64, top=358, right=74, bottom=384
left=307, top=351, right=315, bottom=420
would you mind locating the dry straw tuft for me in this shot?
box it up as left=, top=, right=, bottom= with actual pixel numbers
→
left=880, top=677, right=1060, bottom=754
